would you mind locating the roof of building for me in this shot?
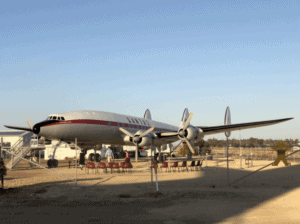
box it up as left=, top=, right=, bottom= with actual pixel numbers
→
left=0, top=131, right=25, bottom=136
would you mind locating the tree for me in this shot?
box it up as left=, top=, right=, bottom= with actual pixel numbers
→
left=257, top=139, right=264, bottom=146
left=231, top=138, right=240, bottom=147
left=248, top=137, right=256, bottom=147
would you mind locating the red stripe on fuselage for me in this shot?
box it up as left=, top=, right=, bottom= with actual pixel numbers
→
left=42, top=119, right=175, bottom=132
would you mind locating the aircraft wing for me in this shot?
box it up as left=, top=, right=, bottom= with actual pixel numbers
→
left=198, top=117, right=293, bottom=136
left=4, top=125, right=32, bottom=132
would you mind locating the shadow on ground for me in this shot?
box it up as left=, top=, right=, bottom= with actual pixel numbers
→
left=0, top=163, right=299, bottom=223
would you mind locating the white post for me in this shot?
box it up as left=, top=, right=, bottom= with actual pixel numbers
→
left=240, top=154, right=243, bottom=169
left=0, top=137, right=3, bottom=159
left=226, top=137, right=229, bottom=185
left=151, top=144, right=153, bottom=184
left=75, top=138, right=77, bottom=186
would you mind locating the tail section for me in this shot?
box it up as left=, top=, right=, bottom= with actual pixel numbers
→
left=144, top=109, right=152, bottom=120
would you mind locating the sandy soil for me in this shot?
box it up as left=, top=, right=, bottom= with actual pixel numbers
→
left=1, top=156, right=300, bottom=224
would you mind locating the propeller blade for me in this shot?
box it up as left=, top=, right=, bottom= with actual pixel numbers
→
left=183, top=137, right=195, bottom=154
left=160, top=132, right=178, bottom=137
left=27, top=119, right=33, bottom=130
left=119, top=127, right=134, bottom=138
left=182, top=112, right=193, bottom=130
left=139, top=126, right=155, bottom=138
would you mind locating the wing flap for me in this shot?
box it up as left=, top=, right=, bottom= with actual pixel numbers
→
left=198, top=118, right=293, bottom=136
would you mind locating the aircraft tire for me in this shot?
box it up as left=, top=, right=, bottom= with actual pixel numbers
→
left=163, top=155, right=167, bottom=161
left=88, top=153, right=94, bottom=161
left=47, top=159, right=53, bottom=168
left=53, top=159, right=58, bottom=167
left=95, top=153, right=101, bottom=162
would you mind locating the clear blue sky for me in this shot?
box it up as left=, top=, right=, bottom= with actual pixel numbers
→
left=1, top=0, right=299, bottom=141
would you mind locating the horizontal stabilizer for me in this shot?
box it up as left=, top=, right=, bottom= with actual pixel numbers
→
left=4, top=125, right=32, bottom=132
left=198, top=117, right=293, bottom=136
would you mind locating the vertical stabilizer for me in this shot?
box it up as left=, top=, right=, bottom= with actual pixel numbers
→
left=144, top=109, right=152, bottom=120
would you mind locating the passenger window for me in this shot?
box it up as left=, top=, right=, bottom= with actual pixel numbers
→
left=127, top=117, right=131, bottom=123
left=58, top=117, right=61, bottom=120
left=53, top=116, right=57, bottom=120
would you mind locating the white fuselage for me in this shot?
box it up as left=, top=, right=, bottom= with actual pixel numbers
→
left=39, top=110, right=179, bottom=148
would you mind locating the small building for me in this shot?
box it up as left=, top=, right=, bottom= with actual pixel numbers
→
left=0, top=130, right=33, bottom=148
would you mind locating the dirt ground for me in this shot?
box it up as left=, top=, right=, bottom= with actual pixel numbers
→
left=1, top=156, right=300, bottom=224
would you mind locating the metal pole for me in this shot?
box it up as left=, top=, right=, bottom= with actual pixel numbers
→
left=216, top=153, right=219, bottom=166
left=205, top=153, right=208, bottom=167
left=39, top=150, right=41, bottom=165
left=151, top=143, right=153, bottom=184
left=251, top=153, right=253, bottom=167
left=227, top=137, right=229, bottom=185
left=0, top=137, right=3, bottom=159
left=75, top=138, right=77, bottom=186
left=240, top=154, right=243, bottom=169
left=154, top=161, right=159, bottom=192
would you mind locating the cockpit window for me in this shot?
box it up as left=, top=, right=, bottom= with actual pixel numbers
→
left=61, top=117, right=65, bottom=121
left=52, top=116, right=57, bottom=120
left=58, top=117, right=61, bottom=120
left=49, top=116, right=52, bottom=120
left=135, top=119, right=139, bottom=124
left=131, top=118, right=135, bottom=123
left=126, top=117, right=131, bottom=123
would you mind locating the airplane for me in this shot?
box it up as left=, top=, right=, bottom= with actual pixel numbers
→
left=4, top=108, right=293, bottom=168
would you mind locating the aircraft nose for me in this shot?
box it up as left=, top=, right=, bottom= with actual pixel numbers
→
left=32, top=124, right=40, bottom=134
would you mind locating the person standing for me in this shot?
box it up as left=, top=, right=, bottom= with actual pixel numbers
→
left=105, top=147, right=114, bottom=163
left=124, top=150, right=132, bottom=168
left=0, top=158, right=7, bottom=189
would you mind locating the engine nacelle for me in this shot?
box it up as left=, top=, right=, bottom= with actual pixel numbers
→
left=138, top=136, right=152, bottom=147
left=123, top=136, right=132, bottom=144
left=123, top=135, right=153, bottom=147
left=186, top=127, right=204, bottom=141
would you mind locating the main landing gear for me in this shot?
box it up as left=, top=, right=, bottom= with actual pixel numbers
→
left=88, top=153, right=101, bottom=162
left=47, top=159, right=58, bottom=168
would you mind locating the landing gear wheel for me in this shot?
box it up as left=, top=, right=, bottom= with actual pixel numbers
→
left=163, top=155, right=167, bottom=161
left=47, top=159, right=53, bottom=168
left=88, top=153, right=95, bottom=161
left=53, top=159, right=58, bottom=167
left=95, top=153, right=101, bottom=162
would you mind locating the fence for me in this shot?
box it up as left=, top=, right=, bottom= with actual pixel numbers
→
left=211, top=147, right=300, bottom=163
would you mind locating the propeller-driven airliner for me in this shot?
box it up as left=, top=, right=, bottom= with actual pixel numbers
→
left=4, top=108, right=293, bottom=167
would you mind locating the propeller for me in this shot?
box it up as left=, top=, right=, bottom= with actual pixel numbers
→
left=119, top=126, right=155, bottom=161
left=119, top=126, right=155, bottom=145
left=161, top=112, right=196, bottom=154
